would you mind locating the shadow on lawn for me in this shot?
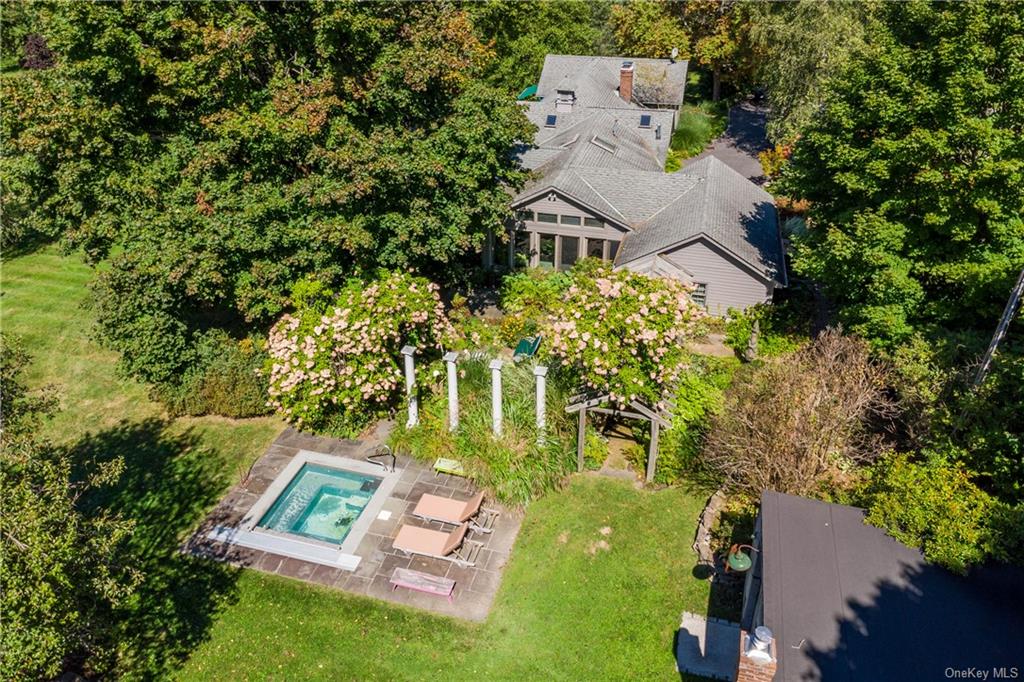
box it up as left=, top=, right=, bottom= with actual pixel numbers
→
left=71, top=418, right=241, bottom=679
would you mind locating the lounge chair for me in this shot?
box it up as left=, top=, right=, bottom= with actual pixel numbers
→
left=412, top=491, right=499, bottom=533
left=392, top=522, right=482, bottom=566
left=513, top=334, right=542, bottom=361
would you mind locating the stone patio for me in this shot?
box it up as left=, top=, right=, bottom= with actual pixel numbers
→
left=675, top=611, right=740, bottom=681
left=185, top=427, right=522, bottom=621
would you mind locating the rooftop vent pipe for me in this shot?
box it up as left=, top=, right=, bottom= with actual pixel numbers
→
left=744, top=626, right=774, bottom=664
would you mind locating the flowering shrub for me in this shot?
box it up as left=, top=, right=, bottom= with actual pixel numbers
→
left=266, top=271, right=455, bottom=434
left=544, top=265, right=706, bottom=410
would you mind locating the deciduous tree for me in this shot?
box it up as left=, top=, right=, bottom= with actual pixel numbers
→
left=0, top=336, right=140, bottom=679
left=781, top=1, right=1024, bottom=348
left=704, top=329, right=898, bottom=497
left=747, top=0, right=871, bottom=143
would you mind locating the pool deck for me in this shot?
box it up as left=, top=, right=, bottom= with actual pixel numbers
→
left=185, top=427, right=521, bottom=622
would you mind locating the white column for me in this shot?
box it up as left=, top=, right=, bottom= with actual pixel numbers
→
left=489, top=358, right=504, bottom=436
left=443, top=351, right=459, bottom=431
left=533, top=365, right=548, bottom=443
left=401, top=345, right=418, bottom=428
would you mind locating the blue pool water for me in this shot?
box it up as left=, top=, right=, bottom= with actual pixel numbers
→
left=257, top=463, right=382, bottom=545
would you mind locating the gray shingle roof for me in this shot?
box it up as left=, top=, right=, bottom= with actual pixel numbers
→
left=511, top=53, right=784, bottom=286
left=535, top=55, right=688, bottom=110
left=616, top=156, right=785, bottom=283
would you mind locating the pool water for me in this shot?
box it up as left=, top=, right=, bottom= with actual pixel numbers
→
left=257, top=463, right=382, bottom=545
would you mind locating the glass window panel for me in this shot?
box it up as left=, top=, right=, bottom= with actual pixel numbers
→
left=537, top=212, right=558, bottom=224
left=560, top=215, right=581, bottom=226
left=516, top=210, right=534, bottom=222
left=539, top=234, right=556, bottom=269
left=559, top=236, right=579, bottom=270
left=608, top=240, right=620, bottom=261
left=583, top=217, right=603, bottom=228
left=587, top=239, right=605, bottom=260
left=514, top=230, right=531, bottom=268
left=691, top=283, right=708, bottom=307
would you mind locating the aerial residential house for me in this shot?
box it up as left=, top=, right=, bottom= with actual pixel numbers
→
left=505, top=54, right=786, bottom=314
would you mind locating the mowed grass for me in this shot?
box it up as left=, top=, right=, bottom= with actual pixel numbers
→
left=3, top=247, right=712, bottom=680
left=178, top=476, right=711, bottom=681
left=1, top=246, right=283, bottom=459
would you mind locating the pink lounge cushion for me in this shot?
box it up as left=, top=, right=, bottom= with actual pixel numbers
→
left=392, top=522, right=468, bottom=556
left=413, top=491, right=485, bottom=523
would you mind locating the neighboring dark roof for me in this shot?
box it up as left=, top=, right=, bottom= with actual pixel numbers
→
left=760, top=491, right=1024, bottom=682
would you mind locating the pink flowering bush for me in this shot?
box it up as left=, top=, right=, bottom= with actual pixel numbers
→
left=265, top=272, right=455, bottom=435
left=544, top=264, right=707, bottom=411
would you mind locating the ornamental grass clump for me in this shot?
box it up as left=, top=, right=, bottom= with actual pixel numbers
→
left=390, top=356, right=576, bottom=507
left=265, top=272, right=454, bottom=435
left=543, top=264, right=707, bottom=410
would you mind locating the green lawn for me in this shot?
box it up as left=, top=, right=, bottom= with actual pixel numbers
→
left=179, top=476, right=711, bottom=681
left=1, top=246, right=283, bottom=458
left=3, top=247, right=713, bottom=680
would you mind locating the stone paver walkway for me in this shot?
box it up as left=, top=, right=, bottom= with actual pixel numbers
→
left=676, top=611, right=741, bottom=681
left=186, top=428, right=521, bottom=621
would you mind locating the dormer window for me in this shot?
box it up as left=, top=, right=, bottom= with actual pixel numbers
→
left=639, top=114, right=652, bottom=129
left=545, top=114, right=557, bottom=128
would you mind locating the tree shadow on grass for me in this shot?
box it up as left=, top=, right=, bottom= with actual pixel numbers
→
left=70, top=418, right=242, bottom=679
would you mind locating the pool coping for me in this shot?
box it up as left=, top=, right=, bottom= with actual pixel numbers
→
left=208, top=450, right=402, bottom=570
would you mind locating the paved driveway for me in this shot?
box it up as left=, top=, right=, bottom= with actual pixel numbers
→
left=690, top=101, right=770, bottom=183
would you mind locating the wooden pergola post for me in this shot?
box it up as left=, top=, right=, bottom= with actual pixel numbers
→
left=566, top=392, right=669, bottom=482
left=645, top=420, right=660, bottom=484
left=577, top=408, right=586, bottom=472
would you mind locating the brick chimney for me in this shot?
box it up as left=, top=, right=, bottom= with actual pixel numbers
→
left=619, top=61, right=634, bottom=103
left=736, top=627, right=777, bottom=682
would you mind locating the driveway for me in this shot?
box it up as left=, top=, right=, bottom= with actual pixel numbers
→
left=690, top=101, right=770, bottom=183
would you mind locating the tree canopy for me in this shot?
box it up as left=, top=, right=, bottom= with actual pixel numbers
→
left=0, top=336, right=140, bottom=679
left=781, top=0, right=1024, bottom=348
left=747, top=0, right=871, bottom=143
left=2, top=2, right=533, bottom=390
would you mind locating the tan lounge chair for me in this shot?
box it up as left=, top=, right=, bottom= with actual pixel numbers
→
left=392, top=522, right=482, bottom=566
left=412, top=491, right=498, bottom=533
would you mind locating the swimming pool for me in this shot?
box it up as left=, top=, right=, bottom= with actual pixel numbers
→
left=257, top=463, right=382, bottom=545
left=208, top=451, right=402, bottom=570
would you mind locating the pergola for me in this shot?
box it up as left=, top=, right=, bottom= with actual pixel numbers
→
left=565, top=391, right=671, bottom=483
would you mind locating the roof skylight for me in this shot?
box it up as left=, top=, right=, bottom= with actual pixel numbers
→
left=639, top=114, right=652, bottom=128
left=545, top=114, right=557, bottom=127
